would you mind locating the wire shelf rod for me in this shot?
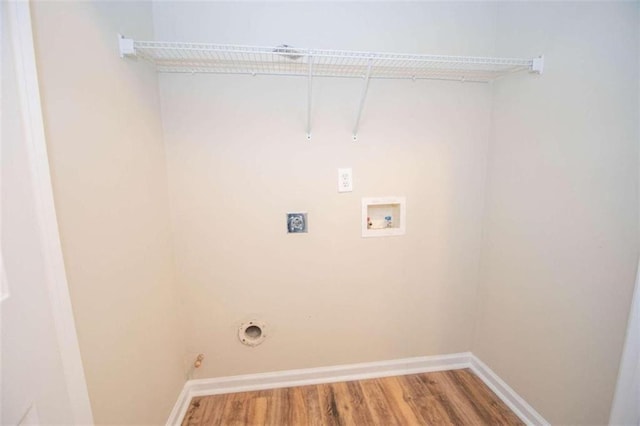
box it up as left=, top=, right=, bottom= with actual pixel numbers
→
left=352, top=60, right=373, bottom=141
left=306, top=52, right=313, bottom=140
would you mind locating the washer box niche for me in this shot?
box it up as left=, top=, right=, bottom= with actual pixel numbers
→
left=362, top=197, right=406, bottom=237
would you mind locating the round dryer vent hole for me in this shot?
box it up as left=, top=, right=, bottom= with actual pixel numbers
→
left=245, top=325, right=262, bottom=339
left=239, top=321, right=267, bottom=347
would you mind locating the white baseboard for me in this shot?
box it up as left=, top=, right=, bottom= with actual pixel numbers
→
left=469, top=355, right=549, bottom=426
left=165, top=385, right=191, bottom=426
left=166, top=352, right=549, bottom=426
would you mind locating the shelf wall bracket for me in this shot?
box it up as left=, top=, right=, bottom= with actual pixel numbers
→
left=306, top=52, right=313, bottom=140
left=352, top=60, right=373, bottom=141
left=531, top=55, right=544, bottom=74
left=118, top=34, right=135, bottom=58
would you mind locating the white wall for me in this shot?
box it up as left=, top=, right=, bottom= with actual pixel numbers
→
left=1, top=5, right=74, bottom=423
left=30, top=2, right=186, bottom=424
left=153, top=2, right=496, bottom=378
left=474, top=2, right=639, bottom=424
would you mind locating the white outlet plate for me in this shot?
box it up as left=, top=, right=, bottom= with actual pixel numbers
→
left=338, top=168, right=353, bottom=193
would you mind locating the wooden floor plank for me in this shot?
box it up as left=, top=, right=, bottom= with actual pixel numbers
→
left=245, top=394, right=268, bottom=425
left=182, top=394, right=228, bottom=426
left=397, top=373, right=453, bottom=424
left=378, top=376, right=426, bottom=425
left=181, top=396, right=205, bottom=426
left=263, top=388, right=287, bottom=426
left=287, top=386, right=310, bottom=426
left=317, top=382, right=342, bottom=426
left=181, top=368, right=522, bottom=425
left=330, top=380, right=375, bottom=425
left=421, top=370, right=488, bottom=425
left=199, top=394, right=227, bottom=426
left=358, top=378, right=402, bottom=425
left=447, top=369, right=524, bottom=425
left=219, top=391, right=247, bottom=426
left=300, top=385, right=325, bottom=426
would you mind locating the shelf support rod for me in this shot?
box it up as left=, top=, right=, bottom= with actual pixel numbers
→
left=306, top=52, right=313, bottom=140
left=352, top=60, right=373, bottom=141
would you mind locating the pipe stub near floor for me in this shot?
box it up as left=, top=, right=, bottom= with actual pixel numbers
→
left=238, top=320, right=267, bottom=347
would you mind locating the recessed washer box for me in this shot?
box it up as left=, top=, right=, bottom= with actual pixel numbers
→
left=362, top=197, right=406, bottom=238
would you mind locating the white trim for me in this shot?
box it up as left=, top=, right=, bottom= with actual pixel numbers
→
left=609, top=258, right=640, bottom=425
left=469, top=355, right=549, bottom=426
left=167, top=352, right=550, bottom=426
left=166, top=385, right=191, bottom=426
left=166, top=352, right=471, bottom=425
left=7, top=1, right=93, bottom=424
left=1, top=254, right=9, bottom=302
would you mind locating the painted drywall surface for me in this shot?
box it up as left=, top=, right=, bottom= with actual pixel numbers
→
left=30, top=2, right=186, bottom=424
left=609, top=8, right=640, bottom=421
left=474, top=3, right=639, bottom=424
left=153, top=2, right=495, bottom=377
left=1, top=8, right=74, bottom=423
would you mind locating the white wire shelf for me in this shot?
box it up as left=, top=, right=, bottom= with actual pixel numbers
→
left=120, top=38, right=542, bottom=83
left=119, top=36, right=543, bottom=140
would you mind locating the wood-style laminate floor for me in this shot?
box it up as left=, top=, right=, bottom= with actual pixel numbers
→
left=181, top=368, right=524, bottom=425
